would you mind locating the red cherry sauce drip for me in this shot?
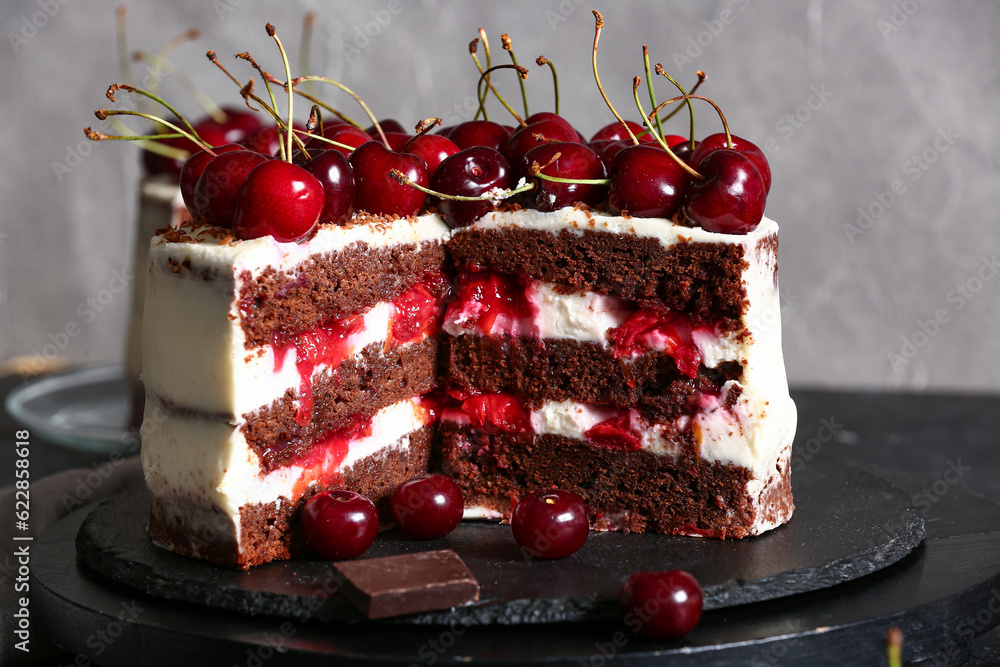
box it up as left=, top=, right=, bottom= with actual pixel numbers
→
left=584, top=413, right=642, bottom=451
left=388, top=272, right=449, bottom=348
left=610, top=304, right=704, bottom=379
left=444, top=271, right=533, bottom=336
left=288, top=415, right=373, bottom=499
left=460, top=392, right=532, bottom=434
left=273, top=314, right=365, bottom=425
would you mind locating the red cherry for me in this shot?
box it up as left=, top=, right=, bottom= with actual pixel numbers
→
left=689, top=133, right=771, bottom=194
left=179, top=143, right=246, bottom=218
left=503, top=120, right=580, bottom=174
left=306, top=125, right=372, bottom=157
left=520, top=142, right=607, bottom=211
left=684, top=149, right=766, bottom=234
left=670, top=138, right=698, bottom=165
left=429, top=146, right=511, bottom=228
left=511, top=489, right=588, bottom=560
left=607, top=145, right=691, bottom=218
left=524, top=112, right=579, bottom=141
left=366, top=118, right=406, bottom=136
left=390, top=474, right=464, bottom=539
left=193, top=150, right=269, bottom=228
left=301, top=149, right=355, bottom=226
left=383, top=132, right=414, bottom=151
left=590, top=120, right=647, bottom=143
left=461, top=392, right=531, bottom=434
left=349, top=141, right=428, bottom=217
left=621, top=570, right=703, bottom=640
left=449, top=120, right=512, bottom=152
left=598, top=139, right=632, bottom=173
left=232, top=160, right=324, bottom=242
left=445, top=271, right=532, bottom=336
left=403, top=133, right=461, bottom=178
left=301, top=489, right=379, bottom=560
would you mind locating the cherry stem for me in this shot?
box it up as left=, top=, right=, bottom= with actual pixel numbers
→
left=468, top=40, right=489, bottom=121
left=655, top=65, right=698, bottom=149
left=267, top=23, right=295, bottom=162
left=662, top=70, right=706, bottom=123
left=651, top=94, right=732, bottom=150
left=107, top=83, right=199, bottom=138
left=399, top=117, right=442, bottom=152
left=501, top=34, right=530, bottom=118
left=536, top=56, right=559, bottom=115
left=632, top=78, right=701, bottom=180
left=306, top=104, right=323, bottom=137
left=642, top=46, right=663, bottom=139
left=236, top=51, right=284, bottom=159
left=300, top=11, right=317, bottom=96
left=531, top=169, right=611, bottom=186
left=84, top=126, right=191, bottom=160
left=592, top=11, right=638, bottom=145
left=476, top=64, right=529, bottom=127
left=292, top=75, right=387, bottom=147
left=291, top=88, right=360, bottom=128
left=95, top=108, right=213, bottom=152
left=115, top=6, right=135, bottom=87
left=132, top=50, right=227, bottom=123
left=291, top=129, right=354, bottom=153
left=148, top=28, right=200, bottom=109
left=390, top=169, right=535, bottom=202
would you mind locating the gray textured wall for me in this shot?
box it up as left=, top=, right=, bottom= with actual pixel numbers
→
left=1, top=0, right=998, bottom=392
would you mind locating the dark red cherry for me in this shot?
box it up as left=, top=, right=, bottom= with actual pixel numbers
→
left=684, top=149, right=766, bottom=234
left=232, top=160, right=324, bottom=241
left=240, top=125, right=281, bottom=155
left=590, top=120, right=647, bottom=143
left=142, top=132, right=199, bottom=177
left=403, top=134, right=461, bottom=178
left=503, top=120, right=580, bottom=174
left=621, top=570, right=703, bottom=640
left=511, top=488, right=588, bottom=560
left=179, top=143, right=246, bottom=217
left=607, top=145, right=691, bottom=218
left=306, top=125, right=372, bottom=157
left=598, top=139, right=633, bottom=172
left=349, top=141, right=428, bottom=217
left=201, top=107, right=262, bottom=145
left=383, top=132, right=414, bottom=151
left=670, top=138, right=698, bottom=165
left=366, top=118, right=406, bottom=136
left=524, top=112, right=578, bottom=140
left=193, top=150, right=269, bottom=227
left=520, top=142, right=607, bottom=211
left=689, top=133, right=771, bottom=194
left=429, top=146, right=511, bottom=228
left=301, top=489, right=379, bottom=560
left=449, top=120, right=512, bottom=152
left=390, top=474, right=464, bottom=539
left=301, top=149, right=355, bottom=226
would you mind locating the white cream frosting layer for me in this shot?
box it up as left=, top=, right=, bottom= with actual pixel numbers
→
left=142, top=214, right=449, bottom=416
left=141, top=397, right=429, bottom=543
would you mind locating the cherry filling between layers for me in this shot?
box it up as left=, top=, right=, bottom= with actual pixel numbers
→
left=271, top=272, right=448, bottom=424
left=443, top=270, right=725, bottom=379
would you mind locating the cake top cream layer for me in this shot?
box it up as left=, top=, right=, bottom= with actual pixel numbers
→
left=149, top=212, right=450, bottom=278
left=471, top=207, right=779, bottom=249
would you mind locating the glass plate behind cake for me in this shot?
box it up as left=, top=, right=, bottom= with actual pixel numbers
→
left=6, top=364, right=131, bottom=452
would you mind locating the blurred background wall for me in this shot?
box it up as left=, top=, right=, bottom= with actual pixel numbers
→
left=1, top=0, right=997, bottom=392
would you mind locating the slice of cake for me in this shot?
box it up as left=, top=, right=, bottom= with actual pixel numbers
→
left=438, top=207, right=796, bottom=537
left=140, top=213, right=449, bottom=568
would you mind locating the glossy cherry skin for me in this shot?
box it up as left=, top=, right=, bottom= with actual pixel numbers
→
left=366, top=118, right=406, bottom=136
left=383, top=132, right=415, bottom=152
left=510, top=488, right=589, bottom=560
left=590, top=120, right=647, bottom=143
left=621, top=570, right=703, bottom=640
left=193, top=150, right=269, bottom=227
left=689, top=133, right=771, bottom=194
left=301, top=149, right=355, bottom=226
left=684, top=149, right=766, bottom=234
left=232, top=160, right=325, bottom=242
left=524, top=112, right=579, bottom=141
left=520, top=142, right=607, bottom=211
left=349, top=141, right=428, bottom=217
left=449, top=120, right=512, bottom=152
left=301, top=489, right=379, bottom=560
left=390, top=474, right=465, bottom=539
left=670, top=138, right=698, bottom=165
left=143, top=108, right=261, bottom=176
left=503, top=120, right=580, bottom=175
left=607, top=145, right=692, bottom=218
left=179, top=143, right=246, bottom=218
left=306, top=125, right=372, bottom=157
left=403, top=133, right=461, bottom=178
left=430, top=146, right=511, bottom=228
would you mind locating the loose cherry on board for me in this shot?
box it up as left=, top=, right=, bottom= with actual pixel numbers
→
left=429, top=146, right=511, bottom=228
left=683, top=149, right=766, bottom=234
left=390, top=474, right=465, bottom=539
left=607, top=144, right=691, bottom=219
left=349, top=140, right=428, bottom=217
left=301, top=489, right=379, bottom=560
left=510, top=488, right=589, bottom=560
left=232, top=159, right=325, bottom=242
left=621, top=570, right=703, bottom=640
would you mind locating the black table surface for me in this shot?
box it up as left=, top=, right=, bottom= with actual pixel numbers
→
left=3, top=372, right=1000, bottom=664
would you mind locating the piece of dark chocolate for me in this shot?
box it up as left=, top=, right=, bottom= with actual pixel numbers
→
left=334, top=549, right=480, bottom=619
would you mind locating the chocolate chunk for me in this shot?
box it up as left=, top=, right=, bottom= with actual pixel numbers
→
left=334, top=549, right=479, bottom=619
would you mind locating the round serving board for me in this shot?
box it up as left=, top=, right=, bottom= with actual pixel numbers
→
left=70, top=454, right=922, bottom=625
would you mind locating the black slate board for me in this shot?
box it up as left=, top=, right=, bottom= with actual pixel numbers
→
left=73, top=455, right=923, bottom=624
left=31, top=457, right=1000, bottom=666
